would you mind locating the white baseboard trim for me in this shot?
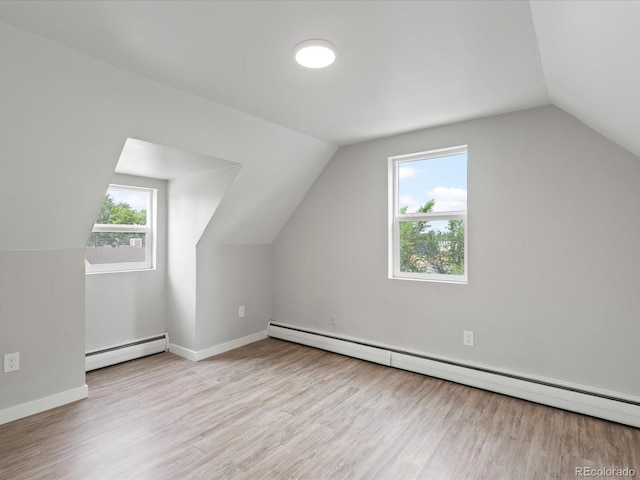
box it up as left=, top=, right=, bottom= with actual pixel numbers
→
left=168, top=343, right=197, bottom=361
left=194, top=330, right=268, bottom=361
left=169, top=330, right=268, bottom=362
left=268, top=322, right=640, bottom=428
left=86, top=334, right=168, bottom=372
left=268, top=324, right=391, bottom=366
left=391, top=353, right=640, bottom=428
left=0, top=384, right=88, bottom=426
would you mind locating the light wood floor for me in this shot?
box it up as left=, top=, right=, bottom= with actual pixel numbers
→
left=1, top=338, right=638, bottom=479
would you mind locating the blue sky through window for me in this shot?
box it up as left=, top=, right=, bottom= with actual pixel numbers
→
left=398, top=153, right=467, bottom=213
left=108, top=187, right=149, bottom=212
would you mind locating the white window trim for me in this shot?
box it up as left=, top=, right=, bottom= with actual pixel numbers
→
left=388, top=145, right=468, bottom=284
left=86, top=184, right=156, bottom=274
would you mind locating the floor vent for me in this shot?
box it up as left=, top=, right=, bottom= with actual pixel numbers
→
left=85, top=333, right=169, bottom=371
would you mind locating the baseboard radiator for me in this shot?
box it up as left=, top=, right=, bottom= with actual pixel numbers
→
left=267, top=322, right=640, bottom=428
left=86, top=333, right=169, bottom=372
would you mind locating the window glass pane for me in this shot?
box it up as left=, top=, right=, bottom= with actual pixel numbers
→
left=399, top=219, right=464, bottom=275
left=86, top=232, right=147, bottom=265
left=96, top=187, right=149, bottom=225
left=398, top=153, right=467, bottom=214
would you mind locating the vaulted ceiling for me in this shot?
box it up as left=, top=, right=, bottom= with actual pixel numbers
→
left=0, top=1, right=637, bottom=156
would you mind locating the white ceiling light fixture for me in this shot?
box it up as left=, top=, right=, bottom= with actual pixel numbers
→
left=294, top=39, right=336, bottom=69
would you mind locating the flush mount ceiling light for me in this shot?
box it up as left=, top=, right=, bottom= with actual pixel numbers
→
left=294, top=39, right=336, bottom=69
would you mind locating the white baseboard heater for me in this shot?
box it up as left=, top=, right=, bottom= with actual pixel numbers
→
left=267, top=322, right=640, bottom=428
left=85, top=333, right=169, bottom=372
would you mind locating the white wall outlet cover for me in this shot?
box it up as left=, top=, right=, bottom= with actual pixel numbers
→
left=463, top=331, right=474, bottom=347
left=4, top=352, right=20, bottom=373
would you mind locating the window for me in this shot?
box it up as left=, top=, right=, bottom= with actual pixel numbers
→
left=86, top=184, right=156, bottom=273
left=389, top=145, right=467, bottom=283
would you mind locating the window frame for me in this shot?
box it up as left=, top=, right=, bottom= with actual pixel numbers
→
left=388, top=145, right=468, bottom=284
left=85, top=184, right=156, bottom=274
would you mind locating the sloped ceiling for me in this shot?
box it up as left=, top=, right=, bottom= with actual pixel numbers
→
left=0, top=1, right=637, bottom=156
left=0, top=21, right=336, bottom=250
left=530, top=1, right=640, bottom=159
left=116, top=139, right=238, bottom=180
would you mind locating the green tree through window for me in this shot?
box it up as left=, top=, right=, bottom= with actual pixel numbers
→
left=399, top=201, right=465, bottom=275
left=88, top=194, right=147, bottom=248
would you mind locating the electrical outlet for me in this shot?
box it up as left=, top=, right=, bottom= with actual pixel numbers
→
left=4, top=352, right=20, bottom=373
left=463, top=330, right=474, bottom=347
left=238, top=306, right=245, bottom=318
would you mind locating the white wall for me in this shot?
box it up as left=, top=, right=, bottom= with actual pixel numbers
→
left=0, top=21, right=335, bottom=419
left=0, top=249, right=85, bottom=411
left=167, top=165, right=240, bottom=351
left=196, top=244, right=272, bottom=351
left=85, top=174, right=168, bottom=351
left=273, top=105, right=640, bottom=397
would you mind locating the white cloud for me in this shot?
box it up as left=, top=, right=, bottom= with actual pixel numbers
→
left=398, top=195, right=422, bottom=213
left=427, top=187, right=467, bottom=212
left=399, top=165, right=418, bottom=179
left=109, top=189, right=148, bottom=212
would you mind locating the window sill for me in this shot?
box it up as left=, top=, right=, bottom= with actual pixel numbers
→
left=389, top=274, right=467, bottom=285
left=86, top=266, right=156, bottom=275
